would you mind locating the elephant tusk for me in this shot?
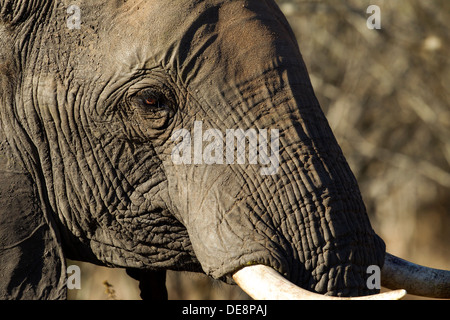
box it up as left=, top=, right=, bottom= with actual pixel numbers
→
left=382, top=252, right=450, bottom=299
left=232, top=264, right=406, bottom=300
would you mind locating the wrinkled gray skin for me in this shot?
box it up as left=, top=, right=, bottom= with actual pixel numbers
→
left=0, top=0, right=386, bottom=299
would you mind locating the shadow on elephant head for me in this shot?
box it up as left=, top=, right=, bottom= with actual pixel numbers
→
left=0, top=0, right=448, bottom=300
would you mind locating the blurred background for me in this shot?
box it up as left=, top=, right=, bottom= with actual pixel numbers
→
left=68, top=0, right=450, bottom=300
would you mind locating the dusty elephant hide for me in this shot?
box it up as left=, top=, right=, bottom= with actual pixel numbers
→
left=0, top=0, right=386, bottom=299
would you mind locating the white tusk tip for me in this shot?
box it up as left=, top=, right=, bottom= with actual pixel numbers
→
left=233, top=264, right=407, bottom=300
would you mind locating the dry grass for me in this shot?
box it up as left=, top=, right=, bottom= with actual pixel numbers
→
left=68, top=0, right=450, bottom=300
left=67, top=262, right=250, bottom=300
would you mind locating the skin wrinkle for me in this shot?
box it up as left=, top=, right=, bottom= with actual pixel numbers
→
left=1, top=38, right=69, bottom=302
left=83, top=109, right=135, bottom=214
left=189, top=94, right=292, bottom=278
left=0, top=222, right=46, bottom=250
left=53, top=87, right=94, bottom=227
left=31, top=79, right=66, bottom=211
left=221, top=168, right=266, bottom=233
left=0, top=0, right=388, bottom=297
left=185, top=155, right=279, bottom=276
left=37, top=47, right=184, bottom=264
left=274, top=109, right=375, bottom=293
left=183, top=4, right=380, bottom=284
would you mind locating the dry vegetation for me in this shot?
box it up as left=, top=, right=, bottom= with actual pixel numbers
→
left=68, top=0, right=450, bottom=300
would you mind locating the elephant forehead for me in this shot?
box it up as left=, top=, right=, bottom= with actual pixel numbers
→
left=101, top=0, right=292, bottom=75
left=99, top=0, right=213, bottom=68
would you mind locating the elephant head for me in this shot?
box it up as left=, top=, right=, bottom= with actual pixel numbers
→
left=0, top=0, right=448, bottom=300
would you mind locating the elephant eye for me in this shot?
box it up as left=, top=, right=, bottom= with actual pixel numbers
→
left=128, top=89, right=175, bottom=130
left=130, top=90, right=171, bottom=112
left=140, top=94, right=165, bottom=110
left=144, top=97, right=159, bottom=107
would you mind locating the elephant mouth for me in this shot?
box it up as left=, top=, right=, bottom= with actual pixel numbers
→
left=232, top=253, right=450, bottom=300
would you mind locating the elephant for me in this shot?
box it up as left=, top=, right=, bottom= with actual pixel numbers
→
left=0, top=0, right=448, bottom=300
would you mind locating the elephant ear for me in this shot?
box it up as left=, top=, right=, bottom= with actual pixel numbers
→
left=0, top=0, right=52, bottom=25
left=0, top=0, right=65, bottom=300
left=0, top=138, right=67, bottom=299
